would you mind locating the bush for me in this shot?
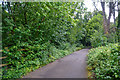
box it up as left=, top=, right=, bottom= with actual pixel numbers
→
left=85, top=13, right=103, bottom=46
left=107, top=32, right=118, bottom=43
left=90, top=30, right=107, bottom=47
left=2, top=41, right=77, bottom=79
left=87, top=43, right=119, bottom=79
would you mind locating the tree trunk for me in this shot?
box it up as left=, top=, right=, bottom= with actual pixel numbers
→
left=101, top=2, right=114, bottom=34
left=113, top=3, right=116, bottom=26
left=101, top=2, right=108, bottom=34
left=118, top=2, right=120, bottom=41
left=107, top=2, right=113, bottom=33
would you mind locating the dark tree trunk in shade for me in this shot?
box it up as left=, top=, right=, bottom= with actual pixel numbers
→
left=101, top=2, right=108, bottom=34
left=107, top=2, right=113, bottom=33
left=112, top=3, right=116, bottom=26
left=101, top=2, right=116, bottom=34
left=118, top=2, right=120, bottom=42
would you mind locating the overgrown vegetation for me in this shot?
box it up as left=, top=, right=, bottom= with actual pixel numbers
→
left=87, top=43, right=120, bottom=79
left=1, top=2, right=87, bottom=79
left=2, top=42, right=77, bottom=78
left=1, top=1, right=119, bottom=79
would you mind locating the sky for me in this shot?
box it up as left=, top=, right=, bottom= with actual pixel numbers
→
left=84, top=0, right=118, bottom=22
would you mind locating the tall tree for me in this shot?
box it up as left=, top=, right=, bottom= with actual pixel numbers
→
left=100, top=1, right=117, bottom=34
left=118, top=2, right=120, bottom=41
left=101, top=2, right=108, bottom=34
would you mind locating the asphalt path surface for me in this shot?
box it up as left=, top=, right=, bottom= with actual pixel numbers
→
left=23, top=49, right=89, bottom=78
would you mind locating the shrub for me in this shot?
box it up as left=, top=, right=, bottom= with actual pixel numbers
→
left=90, top=30, right=107, bottom=47
left=87, top=43, right=119, bottom=79
left=85, top=13, right=103, bottom=46
left=2, top=41, right=76, bottom=79
left=107, top=32, right=118, bottom=43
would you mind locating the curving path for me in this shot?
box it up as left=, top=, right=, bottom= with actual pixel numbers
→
left=23, top=49, right=89, bottom=78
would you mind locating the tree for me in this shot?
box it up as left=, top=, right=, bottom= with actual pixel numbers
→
left=117, top=2, right=120, bottom=42
left=93, top=1, right=117, bottom=34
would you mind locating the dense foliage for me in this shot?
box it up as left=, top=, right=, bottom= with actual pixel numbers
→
left=1, top=2, right=88, bottom=79
left=85, top=13, right=105, bottom=47
left=85, top=13, right=118, bottom=47
left=1, top=2, right=119, bottom=79
left=87, top=43, right=120, bottom=79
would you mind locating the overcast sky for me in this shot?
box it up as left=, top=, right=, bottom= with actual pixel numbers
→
left=84, top=0, right=118, bottom=22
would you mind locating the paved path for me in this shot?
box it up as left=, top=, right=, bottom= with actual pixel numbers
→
left=23, top=49, right=89, bottom=78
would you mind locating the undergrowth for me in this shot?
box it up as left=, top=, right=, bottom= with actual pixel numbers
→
left=87, top=43, right=120, bottom=79
left=2, top=42, right=78, bottom=79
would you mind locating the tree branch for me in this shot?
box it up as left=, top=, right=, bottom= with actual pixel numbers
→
left=93, top=2, right=99, bottom=11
